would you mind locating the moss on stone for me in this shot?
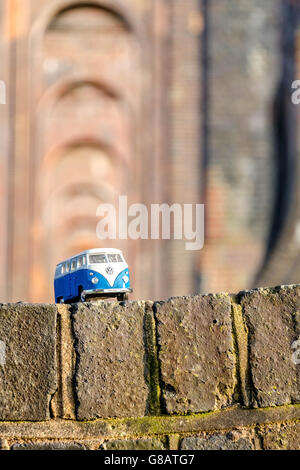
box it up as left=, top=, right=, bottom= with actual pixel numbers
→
left=230, top=296, right=250, bottom=407
left=143, top=310, right=161, bottom=416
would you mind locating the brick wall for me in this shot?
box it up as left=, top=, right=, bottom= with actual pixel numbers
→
left=0, top=284, right=299, bottom=450
left=200, top=0, right=281, bottom=294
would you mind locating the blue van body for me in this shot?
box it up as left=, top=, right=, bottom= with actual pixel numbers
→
left=54, top=249, right=132, bottom=303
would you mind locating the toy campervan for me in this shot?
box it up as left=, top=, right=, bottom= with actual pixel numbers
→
left=54, top=248, right=132, bottom=303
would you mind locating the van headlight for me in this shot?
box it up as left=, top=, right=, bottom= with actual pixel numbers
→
left=122, top=275, right=129, bottom=283
left=91, top=276, right=99, bottom=284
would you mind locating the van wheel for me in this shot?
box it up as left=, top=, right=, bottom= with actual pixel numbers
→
left=77, top=286, right=85, bottom=303
left=117, top=293, right=128, bottom=302
left=80, top=290, right=86, bottom=302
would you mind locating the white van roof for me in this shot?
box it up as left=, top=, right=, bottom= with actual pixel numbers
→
left=56, top=248, right=123, bottom=266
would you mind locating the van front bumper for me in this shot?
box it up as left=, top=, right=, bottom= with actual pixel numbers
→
left=83, top=288, right=133, bottom=296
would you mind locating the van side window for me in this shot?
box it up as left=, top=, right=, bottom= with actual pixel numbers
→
left=66, top=262, right=70, bottom=273
left=71, top=259, right=77, bottom=271
left=61, top=264, right=65, bottom=274
left=55, top=265, right=63, bottom=277
left=82, top=255, right=87, bottom=265
left=77, top=256, right=83, bottom=268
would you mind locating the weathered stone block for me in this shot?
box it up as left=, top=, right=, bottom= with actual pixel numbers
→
left=258, top=422, right=300, bottom=450
left=72, top=301, right=150, bottom=420
left=240, top=285, right=300, bottom=407
left=12, top=442, right=86, bottom=450
left=180, top=430, right=256, bottom=450
left=100, top=438, right=166, bottom=450
left=0, top=304, right=57, bottom=421
left=154, top=294, right=236, bottom=414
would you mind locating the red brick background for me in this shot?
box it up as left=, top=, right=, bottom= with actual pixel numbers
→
left=0, top=0, right=297, bottom=302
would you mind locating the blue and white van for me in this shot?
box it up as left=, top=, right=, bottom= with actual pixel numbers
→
left=54, top=248, right=132, bottom=303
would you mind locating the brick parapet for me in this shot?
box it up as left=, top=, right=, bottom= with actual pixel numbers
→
left=0, top=284, right=299, bottom=449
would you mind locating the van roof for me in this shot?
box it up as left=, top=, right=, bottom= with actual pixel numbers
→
left=56, top=248, right=123, bottom=266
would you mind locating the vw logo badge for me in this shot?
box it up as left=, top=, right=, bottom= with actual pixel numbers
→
left=106, top=266, right=114, bottom=275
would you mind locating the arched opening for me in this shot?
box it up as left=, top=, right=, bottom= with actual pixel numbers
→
left=29, top=3, right=140, bottom=302
left=47, top=3, right=131, bottom=34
